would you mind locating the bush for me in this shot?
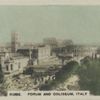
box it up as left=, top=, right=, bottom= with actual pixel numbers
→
left=55, top=61, right=79, bottom=82
left=78, top=59, right=100, bottom=95
left=40, top=61, right=80, bottom=90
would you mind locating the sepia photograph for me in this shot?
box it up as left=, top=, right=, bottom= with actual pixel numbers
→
left=0, top=5, right=100, bottom=96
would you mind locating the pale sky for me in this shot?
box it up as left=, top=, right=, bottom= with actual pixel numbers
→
left=0, top=6, right=100, bottom=45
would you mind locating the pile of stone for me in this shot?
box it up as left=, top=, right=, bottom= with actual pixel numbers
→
left=2, top=74, right=55, bottom=91
left=3, top=75, right=38, bottom=91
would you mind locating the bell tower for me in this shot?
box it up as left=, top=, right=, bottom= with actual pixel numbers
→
left=11, top=32, right=20, bottom=53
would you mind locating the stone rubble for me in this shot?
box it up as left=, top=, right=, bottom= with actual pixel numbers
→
left=2, top=74, right=55, bottom=91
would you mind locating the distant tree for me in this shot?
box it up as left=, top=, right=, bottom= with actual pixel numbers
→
left=39, top=61, right=80, bottom=90
left=80, top=56, right=92, bottom=65
left=55, top=61, right=79, bottom=81
left=77, top=58, right=100, bottom=95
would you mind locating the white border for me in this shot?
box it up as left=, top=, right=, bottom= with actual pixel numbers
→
left=0, top=0, right=100, bottom=5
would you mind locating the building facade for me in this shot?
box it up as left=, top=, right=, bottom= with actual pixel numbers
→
left=17, top=44, right=51, bottom=65
left=0, top=53, right=28, bottom=74
left=11, top=32, right=20, bottom=53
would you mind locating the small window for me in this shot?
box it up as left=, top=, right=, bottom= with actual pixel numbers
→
left=6, top=65, right=9, bottom=71
left=11, top=64, right=13, bottom=70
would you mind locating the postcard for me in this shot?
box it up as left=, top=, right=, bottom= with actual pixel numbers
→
left=0, top=0, right=100, bottom=100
